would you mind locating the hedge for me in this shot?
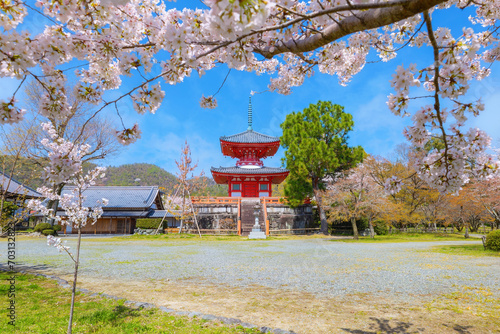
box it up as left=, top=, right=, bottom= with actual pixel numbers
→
left=136, top=218, right=164, bottom=229
left=34, top=223, right=52, bottom=232
left=42, top=229, right=56, bottom=236
left=485, top=229, right=500, bottom=251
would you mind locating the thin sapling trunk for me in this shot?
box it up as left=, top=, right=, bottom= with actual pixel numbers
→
left=67, top=224, right=82, bottom=334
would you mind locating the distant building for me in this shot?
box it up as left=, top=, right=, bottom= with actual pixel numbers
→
left=57, top=186, right=175, bottom=234
left=1, top=172, right=41, bottom=226
left=1, top=172, right=41, bottom=200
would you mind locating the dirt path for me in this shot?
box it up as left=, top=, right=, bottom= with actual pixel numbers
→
left=63, top=274, right=499, bottom=334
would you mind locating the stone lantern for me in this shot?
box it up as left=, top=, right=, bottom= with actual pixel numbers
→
left=248, top=204, right=266, bottom=239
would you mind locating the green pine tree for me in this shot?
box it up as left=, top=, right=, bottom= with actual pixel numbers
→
left=280, top=101, right=365, bottom=235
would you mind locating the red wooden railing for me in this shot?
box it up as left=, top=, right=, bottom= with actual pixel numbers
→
left=190, top=197, right=240, bottom=204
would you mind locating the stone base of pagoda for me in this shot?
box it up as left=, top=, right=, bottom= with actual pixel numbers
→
left=248, top=227, right=267, bottom=239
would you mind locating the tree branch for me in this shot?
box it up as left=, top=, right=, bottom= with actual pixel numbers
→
left=423, top=10, right=450, bottom=176
left=257, top=0, right=446, bottom=58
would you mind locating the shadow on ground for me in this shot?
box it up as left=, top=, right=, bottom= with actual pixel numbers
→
left=341, top=317, right=474, bottom=333
left=442, top=324, right=474, bottom=334
left=78, top=305, right=141, bottom=324
left=0, top=263, right=52, bottom=272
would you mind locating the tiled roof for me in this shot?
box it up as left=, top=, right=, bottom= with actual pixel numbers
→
left=61, top=186, right=161, bottom=209
left=211, top=166, right=289, bottom=174
left=146, top=210, right=174, bottom=218
left=0, top=172, right=41, bottom=198
left=57, top=210, right=148, bottom=218
left=220, top=130, right=279, bottom=144
left=56, top=209, right=174, bottom=218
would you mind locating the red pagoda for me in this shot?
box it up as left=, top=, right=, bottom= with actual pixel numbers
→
left=211, top=97, right=289, bottom=197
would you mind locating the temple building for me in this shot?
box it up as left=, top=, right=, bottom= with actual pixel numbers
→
left=191, top=97, right=312, bottom=236
left=211, top=97, right=289, bottom=197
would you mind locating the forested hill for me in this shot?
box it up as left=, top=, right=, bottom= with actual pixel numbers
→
left=103, top=163, right=177, bottom=189
left=102, top=163, right=227, bottom=195
left=1, top=157, right=227, bottom=196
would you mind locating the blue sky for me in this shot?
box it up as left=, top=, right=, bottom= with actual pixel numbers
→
left=1, top=2, right=500, bottom=178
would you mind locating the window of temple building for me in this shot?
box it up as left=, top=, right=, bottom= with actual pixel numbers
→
left=233, top=183, right=241, bottom=191
left=260, top=184, right=268, bottom=191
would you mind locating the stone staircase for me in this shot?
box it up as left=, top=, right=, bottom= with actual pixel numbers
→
left=240, top=198, right=265, bottom=236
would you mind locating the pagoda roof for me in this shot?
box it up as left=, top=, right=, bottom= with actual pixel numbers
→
left=211, top=166, right=288, bottom=174
left=211, top=166, right=289, bottom=184
left=220, top=130, right=280, bottom=144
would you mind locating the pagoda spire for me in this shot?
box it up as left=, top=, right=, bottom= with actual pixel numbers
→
left=247, top=95, right=253, bottom=131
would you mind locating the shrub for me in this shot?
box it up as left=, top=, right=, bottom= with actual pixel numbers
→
left=373, top=220, right=389, bottom=235
left=53, top=225, right=62, bottom=231
left=41, top=229, right=56, bottom=236
left=136, top=218, right=163, bottom=229
left=485, top=230, right=500, bottom=251
left=34, top=223, right=52, bottom=232
left=356, top=217, right=369, bottom=231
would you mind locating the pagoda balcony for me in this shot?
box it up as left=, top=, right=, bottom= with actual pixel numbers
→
left=236, top=155, right=264, bottom=167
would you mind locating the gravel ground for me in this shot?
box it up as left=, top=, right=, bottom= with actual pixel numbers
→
left=8, top=237, right=500, bottom=299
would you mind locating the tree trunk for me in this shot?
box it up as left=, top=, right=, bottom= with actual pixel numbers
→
left=351, top=217, right=359, bottom=240
left=178, top=219, right=184, bottom=234
left=178, top=190, right=186, bottom=234
left=369, top=219, right=375, bottom=239
left=68, top=224, right=81, bottom=334
left=314, top=188, right=329, bottom=235
left=46, top=183, right=65, bottom=226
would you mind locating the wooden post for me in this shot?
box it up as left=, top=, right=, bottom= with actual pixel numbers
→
left=263, top=198, right=269, bottom=236
left=237, top=198, right=241, bottom=236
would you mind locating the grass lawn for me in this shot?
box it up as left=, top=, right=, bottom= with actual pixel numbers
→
left=0, top=272, right=260, bottom=334
left=329, top=232, right=481, bottom=243
left=18, top=232, right=480, bottom=244
left=116, top=233, right=330, bottom=242
left=428, top=244, right=500, bottom=257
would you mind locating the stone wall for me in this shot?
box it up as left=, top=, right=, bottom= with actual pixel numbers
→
left=193, top=204, right=238, bottom=230
left=267, top=204, right=313, bottom=230
left=190, top=202, right=313, bottom=232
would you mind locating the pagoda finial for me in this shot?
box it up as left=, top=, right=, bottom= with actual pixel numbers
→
left=247, top=95, right=253, bottom=131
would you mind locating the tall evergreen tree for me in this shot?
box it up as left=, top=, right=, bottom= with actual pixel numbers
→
left=280, top=101, right=364, bottom=235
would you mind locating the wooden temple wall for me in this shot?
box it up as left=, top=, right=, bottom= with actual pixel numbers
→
left=64, top=217, right=135, bottom=234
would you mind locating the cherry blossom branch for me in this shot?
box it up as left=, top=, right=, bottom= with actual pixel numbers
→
left=212, top=69, right=231, bottom=97
left=423, top=10, right=449, bottom=174
left=275, top=4, right=308, bottom=19
left=372, top=21, right=425, bottom=53
left=75, top=68, right=171, bottom=140
left=11, top=75, right=27, bottom=99
left=142, top=0, right=441, bottom=61
left=257, top=0, right=446, bottom=57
